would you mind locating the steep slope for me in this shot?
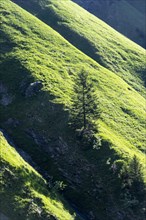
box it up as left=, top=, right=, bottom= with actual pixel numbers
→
left=0, top=131, right=76, bottom=220
left=11, top=0, right=146, bottom=97
left=0, top=0, right=146, bottom=219
left=72, top=0, right=146, bottom=49
left=127, top=0, right=146, bottom=15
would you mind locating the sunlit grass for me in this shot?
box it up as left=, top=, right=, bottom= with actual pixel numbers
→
left=0, top=0, right=146, bottom=218
left=11, top=0, right=146, bottom=96
left=0, top=132, right=75, bottom=220
left=0, top=0, right=145, bottom=167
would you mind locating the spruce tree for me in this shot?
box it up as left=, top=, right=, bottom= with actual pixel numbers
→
left=120, top=155, right=145, bottom=209
left=69, top=69, right=101, bottom=148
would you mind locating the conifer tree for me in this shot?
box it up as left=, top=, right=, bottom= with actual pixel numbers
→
left=70, top=69, right=100, bottom=131
left=120, top=155, right=145, bottom=209
left=69, top=69, right=101, bottom=148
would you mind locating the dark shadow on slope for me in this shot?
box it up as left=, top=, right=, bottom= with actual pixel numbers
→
left=0, top=56, right=84, bottom=218
left=0, top=29, right=17, bottom=56
left=0, top=55, right=122, bottom=219
left=0, top=58, right=35, bottom=101
left=139, top=68, right=146, bottom=88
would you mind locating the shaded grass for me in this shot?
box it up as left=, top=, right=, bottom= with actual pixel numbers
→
left=0, top=132, right=76, bottom=220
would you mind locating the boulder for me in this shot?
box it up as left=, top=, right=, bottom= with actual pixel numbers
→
left=25, top=81, right=43, bottom=97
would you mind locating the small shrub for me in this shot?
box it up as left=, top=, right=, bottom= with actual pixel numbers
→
left=119, top=155, right=145, bottom=211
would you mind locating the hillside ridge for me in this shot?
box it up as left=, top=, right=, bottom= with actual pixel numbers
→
left=72, top=0, right=146, bottom=48
left=11, top=0, right=146, bottom=97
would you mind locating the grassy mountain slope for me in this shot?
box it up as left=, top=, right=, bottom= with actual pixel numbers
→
left=72, top=0, right=146, bottom=49
left=0, top=0, right=145, bottom=160
left=0, top=131, right=76, bottom=220
left=11, top=0, right=146, bottom=97
left=0, top=0, right=146, bottom=219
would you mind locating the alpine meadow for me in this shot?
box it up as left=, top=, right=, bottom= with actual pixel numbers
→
left=0, top=0, right=146, bottom=220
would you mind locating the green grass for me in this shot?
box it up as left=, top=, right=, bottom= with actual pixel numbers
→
left=72, top=0, right=146, bottom=48
left=11, top=0, right=146, bottom=97
left=0, top=0, right=145, bottom=154
left=0, top=132, right=76, bottom=220
left=0, top=0, right=146, bottom=219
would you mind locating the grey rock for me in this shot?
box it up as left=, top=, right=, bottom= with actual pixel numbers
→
left=5, top=118, right=20, bottom=127
left=25, top=81, right=43, bottom=97
left=26, top=129, right=48, bottom=147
